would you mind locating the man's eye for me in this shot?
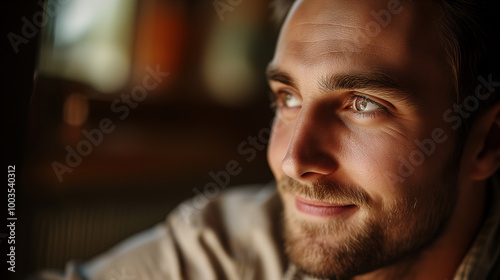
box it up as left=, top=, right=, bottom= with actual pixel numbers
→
left=351, top=96, right=381, bottom=112
left=279, top=93, right=302, bottom=108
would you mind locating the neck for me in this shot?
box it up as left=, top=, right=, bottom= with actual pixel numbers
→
left=354, top=180, right=487, bottom=280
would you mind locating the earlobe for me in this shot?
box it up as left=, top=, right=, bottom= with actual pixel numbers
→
left=468, top=103, right=500, bottom=180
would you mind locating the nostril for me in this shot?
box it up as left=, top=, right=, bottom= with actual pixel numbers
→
left=300, top=172, right=318, bottom=179
left=281, top=151, right=337, bottom=181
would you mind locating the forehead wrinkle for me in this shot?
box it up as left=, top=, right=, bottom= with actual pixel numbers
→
left=281, top=13, right=387, bottom=65
left=287, top=39, right=382, bottom=50
left=315, top=51, right=383, bottom=60
left=288, top=23, right=368, bottom=43
left=283, top=27, right=386, bottom=61
left=282, top=43, right=384, bottom=70
left=292, top=22, right=367, bottom=30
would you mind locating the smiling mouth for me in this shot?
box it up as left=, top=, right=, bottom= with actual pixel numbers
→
left=295, top=196, right=357, bottom=217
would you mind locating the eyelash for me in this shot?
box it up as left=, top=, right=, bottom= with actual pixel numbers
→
left=269, top=90, right=292, bottom=111
left=347, top=94, right=389, bottom=119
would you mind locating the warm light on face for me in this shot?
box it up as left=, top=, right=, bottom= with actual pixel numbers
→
left=266, top=0, right=460, bottom=278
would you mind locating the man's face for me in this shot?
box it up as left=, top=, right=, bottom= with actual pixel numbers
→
left=267, top=0, right=461, bottom=278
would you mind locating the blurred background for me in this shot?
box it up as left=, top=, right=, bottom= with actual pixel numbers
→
left=6, top=0, right=278, bottom=278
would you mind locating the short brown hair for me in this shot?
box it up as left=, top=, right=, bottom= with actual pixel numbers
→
left=435, top=0, right=499, bottom=128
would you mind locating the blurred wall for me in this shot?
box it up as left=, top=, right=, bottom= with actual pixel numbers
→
left=18, top=0, right=278, bottom=278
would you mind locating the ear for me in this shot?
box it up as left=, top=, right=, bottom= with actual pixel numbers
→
left=465, top=101, right=500, bottom=180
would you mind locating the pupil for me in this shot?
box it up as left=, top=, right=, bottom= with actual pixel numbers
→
left=359, top=99, right=367, bottom=111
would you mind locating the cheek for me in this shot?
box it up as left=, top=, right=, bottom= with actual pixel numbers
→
left=339, top=123, right=453, bottom=206
left=267, top=117, right=292, bottom=180
left=339, top=128, right=416, bottom=202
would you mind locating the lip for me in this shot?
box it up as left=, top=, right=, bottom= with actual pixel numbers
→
left=295, top=196, right=356, bottom=217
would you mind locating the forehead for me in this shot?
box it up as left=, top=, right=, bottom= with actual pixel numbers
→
left=269, top=0, right=449, bottom=91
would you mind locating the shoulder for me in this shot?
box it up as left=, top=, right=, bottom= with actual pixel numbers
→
left=168, top=182, right=283, bottom=247
left=62, top=182, right=284, bottom=280
left=170, top=182, right=281, bottom=230
left=163, top=181, right=285, bottom=279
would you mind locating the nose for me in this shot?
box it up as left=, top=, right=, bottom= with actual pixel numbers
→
left=281, top=106, right=338, bottom=181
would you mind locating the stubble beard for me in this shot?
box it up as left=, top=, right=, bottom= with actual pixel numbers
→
left=279, top=162, right=459, bottom=280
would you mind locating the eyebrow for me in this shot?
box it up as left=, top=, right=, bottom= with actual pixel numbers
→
left=267, top=69, right=298, bottom=89
left=266, top=67, right=418, bottom=107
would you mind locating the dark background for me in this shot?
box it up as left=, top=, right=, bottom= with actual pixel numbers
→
left=3, top=1, right=277, bottom=279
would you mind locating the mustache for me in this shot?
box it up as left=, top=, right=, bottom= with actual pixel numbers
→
left=277, top=176, right=371, bottom=207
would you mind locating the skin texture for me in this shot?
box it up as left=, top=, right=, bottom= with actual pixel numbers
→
left=266, top=0, right=500, bottom=279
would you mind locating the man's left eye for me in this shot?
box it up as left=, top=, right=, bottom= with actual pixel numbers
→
left=351, top=96, right=382, bottom=112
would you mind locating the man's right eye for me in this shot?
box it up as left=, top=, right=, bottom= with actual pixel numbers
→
left=277, top=92, right=302, bottom=108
